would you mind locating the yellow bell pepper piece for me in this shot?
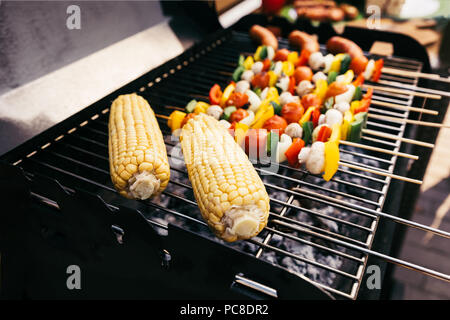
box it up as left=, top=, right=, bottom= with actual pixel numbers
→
left=234, top=122, right=249, bottom=146
left=194, top=101, right=209, bottom=114
left=350, top=100, right=361, bottom=115
left=313, top=79, right=328, bottom=100
left=299, top=106, right=315, bottom=125
left=323, top=141, right=340, bottom=181
left=340, top=69, right=354, bottom=85
left=252, top=104, right=274, bottom=129
left=329, top=53, right=345, bottom=73
left=168, top=110, right=186, bottom=132
left=287, top=52, right=299, bottom=65
left=220, top=84, right=235, bottom=107
left=244, top=56, right=254, bottom=70
left=282, top=61, right=295, bottom=77
left=341, top=110, right=353, bottom=141
left=268, top=71, right=278, bottom=87
left=266, top=87, right=279, bottom=103
left=329, top=123, right=341, bottom=143
left=254, top=46, right=263, bottom=61
left=251, top=100, right=271, bottom=126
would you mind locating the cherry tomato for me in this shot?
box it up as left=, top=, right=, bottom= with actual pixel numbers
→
left=244, top=129, right=268, bottom=159
left=281, top=102, right=304, bottom=123
left=294, top=66, right=313, bottom=84
left=262, top=115, right=288, bottom=135
left=251, top=72, right=270, bottom=89
left=273, top=49, right=290, bottom=61
left=325, top=82, right=348, bottom=99
left=301, top=93, right=322, bottom=109
left=229, top=108, right=249, bottom=123
left=226, top=92, right=249, bottom=108
left=262, top=59, right=272, bottom=71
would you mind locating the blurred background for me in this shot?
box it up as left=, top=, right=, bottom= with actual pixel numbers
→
left=0, top=0, right=448, bottom=299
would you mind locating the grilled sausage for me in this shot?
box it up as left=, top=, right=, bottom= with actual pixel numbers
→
left=340, top=4, right=359, bottom=20
left=288, top=30, right=320, bottom=53
left=326, top=36, right=364, bottom=59
left=249, top=25, right=278, bottom=50
left=327, top=7, right=345, bottom=22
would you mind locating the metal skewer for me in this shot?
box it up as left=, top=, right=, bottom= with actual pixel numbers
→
left=363, top=84, right=441, bottom=99
left=382, top=66, right=450, bottom=83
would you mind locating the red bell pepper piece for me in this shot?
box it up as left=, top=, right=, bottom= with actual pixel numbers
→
left=209, top=84, right=222, bottom=105
left=284, top=138, right=305, bottom=167
left=354, top=98, right=371, bottom=114
left=363, top=87, right=373, bottom=101
left=262, top=58, right=271, bottom=71
left=311, top=107, right=321, bottom=128
left=296, top=49, right=311, bottom=67
left=352, top=73, right=365, bottom=87
left=288, top=76, right=296, bottom=95
left=317, top=125, right=332, bottom=142
left=371, top=59, right=384, bottom=82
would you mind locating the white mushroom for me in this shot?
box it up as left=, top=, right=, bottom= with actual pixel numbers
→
left=266, top=46, right=275, bottom=61
left=235, top=80, right=250, bottom=93
left=334, top=101, right=350, bottom=114
left=260, top=87, right=269, bottom=100
left=309, top=51, right=325, bottom=70
left=298, top=146, right=311, bottom=165
left=322, top=54, right=334, bottom=73
left=296, top=80, right=314, bottom=97
left=285, top=123, right=303, bottom=139
left=276, top=76, right=290, bottom=93
left=318, top=114, right=326, bottom=126
left=240, top=111, right=255, bottom=126
left=306, top=142, right=325, bottom=174
left=241, top=70, right=254, bottom=82
left=273, top=61, right=283, bottom=76
left=252, top=61, right=264, bottom=74
left=325, top=109, right=343, bottom=127
left=312, top=71, right=327, bottom=83
left=335, top=84, right=355, bottom=104
left=246, top=89, right=261, bottom=112
left=206, top=105, right=223, bottom=120
left=279, top=92, right=296, bottom=106
left=363, top=59, right=375, bottom=80
left=276, top=134, right=292, bottom=163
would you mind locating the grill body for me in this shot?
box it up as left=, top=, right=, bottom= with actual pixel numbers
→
left=0, top=15, right=446, bottom=300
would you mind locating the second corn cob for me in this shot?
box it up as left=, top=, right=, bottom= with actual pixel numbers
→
left=180, top=113, right=270, bottom=242
left=108, top=93, right=170, bottom=200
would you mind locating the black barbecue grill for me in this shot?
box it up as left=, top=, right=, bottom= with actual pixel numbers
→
left=0, top=11, right=449, bottom=300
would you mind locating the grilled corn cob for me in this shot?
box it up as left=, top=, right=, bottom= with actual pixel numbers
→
left=180, top=113, right=269, bottom=242
left=108, top=93, right=170, bottom=199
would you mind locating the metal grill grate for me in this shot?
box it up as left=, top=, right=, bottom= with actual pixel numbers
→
left=3, top=30, right=448, bottom=299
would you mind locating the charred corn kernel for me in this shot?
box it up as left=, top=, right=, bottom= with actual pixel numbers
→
left=323, top=141, right=339, bottom=181
left=168, top=110, right=186, bottom=131
left=287, top=51, right=299, bottom=65
left=313, top=79, right=328, bottom=100
left=268, top=71, right=278, bottom=87
left=244, top=56, right=254, bottom=70
left=282, top=61, right=295, bottom=77
left=109, top=94, right=170, bottom=200
left=180, top=113, right=269, bottom=242
left=194, top=101, right=210, bottom=114
left=220, top=84, right=235, bottom=107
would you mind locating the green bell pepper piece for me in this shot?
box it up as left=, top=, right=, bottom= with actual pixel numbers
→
left=267, top=131, right=279, bottom=156
left=232, top=66, right=245, bottom=82
left=327, top=71, right=338, bottom=84
left=339, top=54, right=351, bottom=74
left=185, top=99, right=197, bottom=113
left=222, top=106, right=237, bottom=121
left=301, top=121, right=314, bottom=145
left=270, top=101, right=282, bottom=115
left=352, top=86, right=362, bottom=101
